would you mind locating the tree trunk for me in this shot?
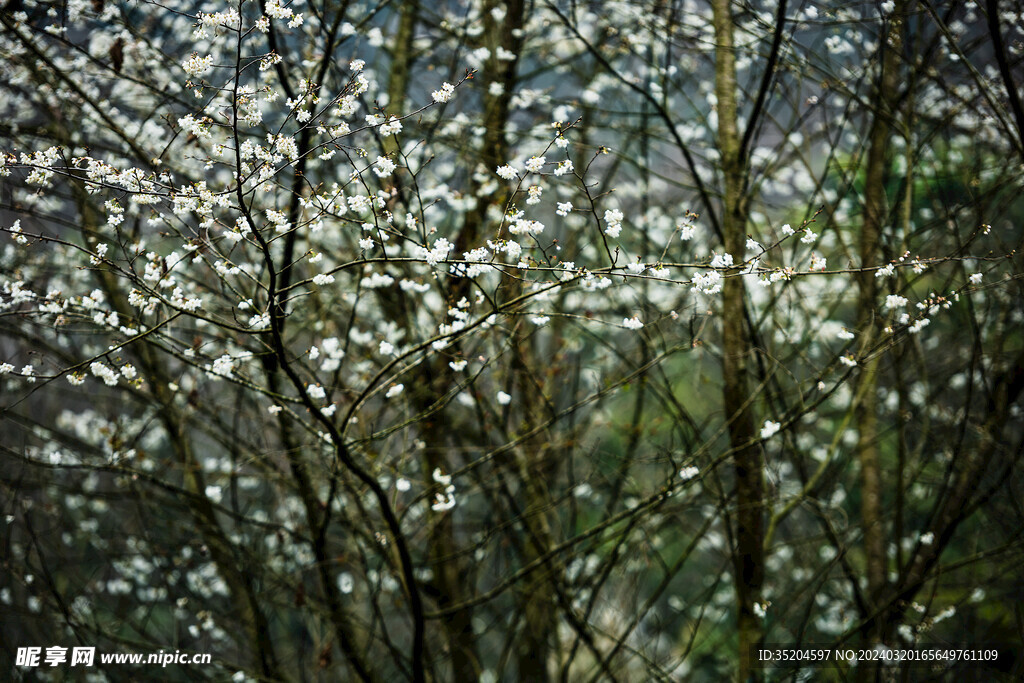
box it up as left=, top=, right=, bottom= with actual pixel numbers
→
left=710, top=1, right=764, bottom=679
left=855, top=5, right=904, bottom=647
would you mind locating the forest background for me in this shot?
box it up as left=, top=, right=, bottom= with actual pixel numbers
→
left=2, top=0, right=1023, bottom=680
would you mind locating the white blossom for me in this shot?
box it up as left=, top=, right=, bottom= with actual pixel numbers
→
left=373, top=156, right=397, bottom=177
left=760, top=420, right=781, bottom=439
left=181, top=53, right=213, bottom=78
left=679, top=466, right=699, bottom=481
left=431, top=82, right=455, bottom=103
left=710, top=252, right=734, bottom=269
left=312, top=273, right=335, bottom=286
left=884, top=295, right=908, bottom=310
left=524, top=156, right=546, bottom=173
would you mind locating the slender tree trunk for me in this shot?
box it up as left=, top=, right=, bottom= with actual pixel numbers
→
left=516, top=470, right=557, bottom=683
left=855, top=7, right=904, bottom=646
left=710, top=1, right=763, bottom=679
left=387, top=0, right=419, bottom=116
left=424, top=437, right=480, bottom=680
left=511, top=334, right=559, bottom=683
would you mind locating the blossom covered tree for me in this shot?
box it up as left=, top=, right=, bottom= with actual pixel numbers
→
left=2, top=0, right=1023, bottom=681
